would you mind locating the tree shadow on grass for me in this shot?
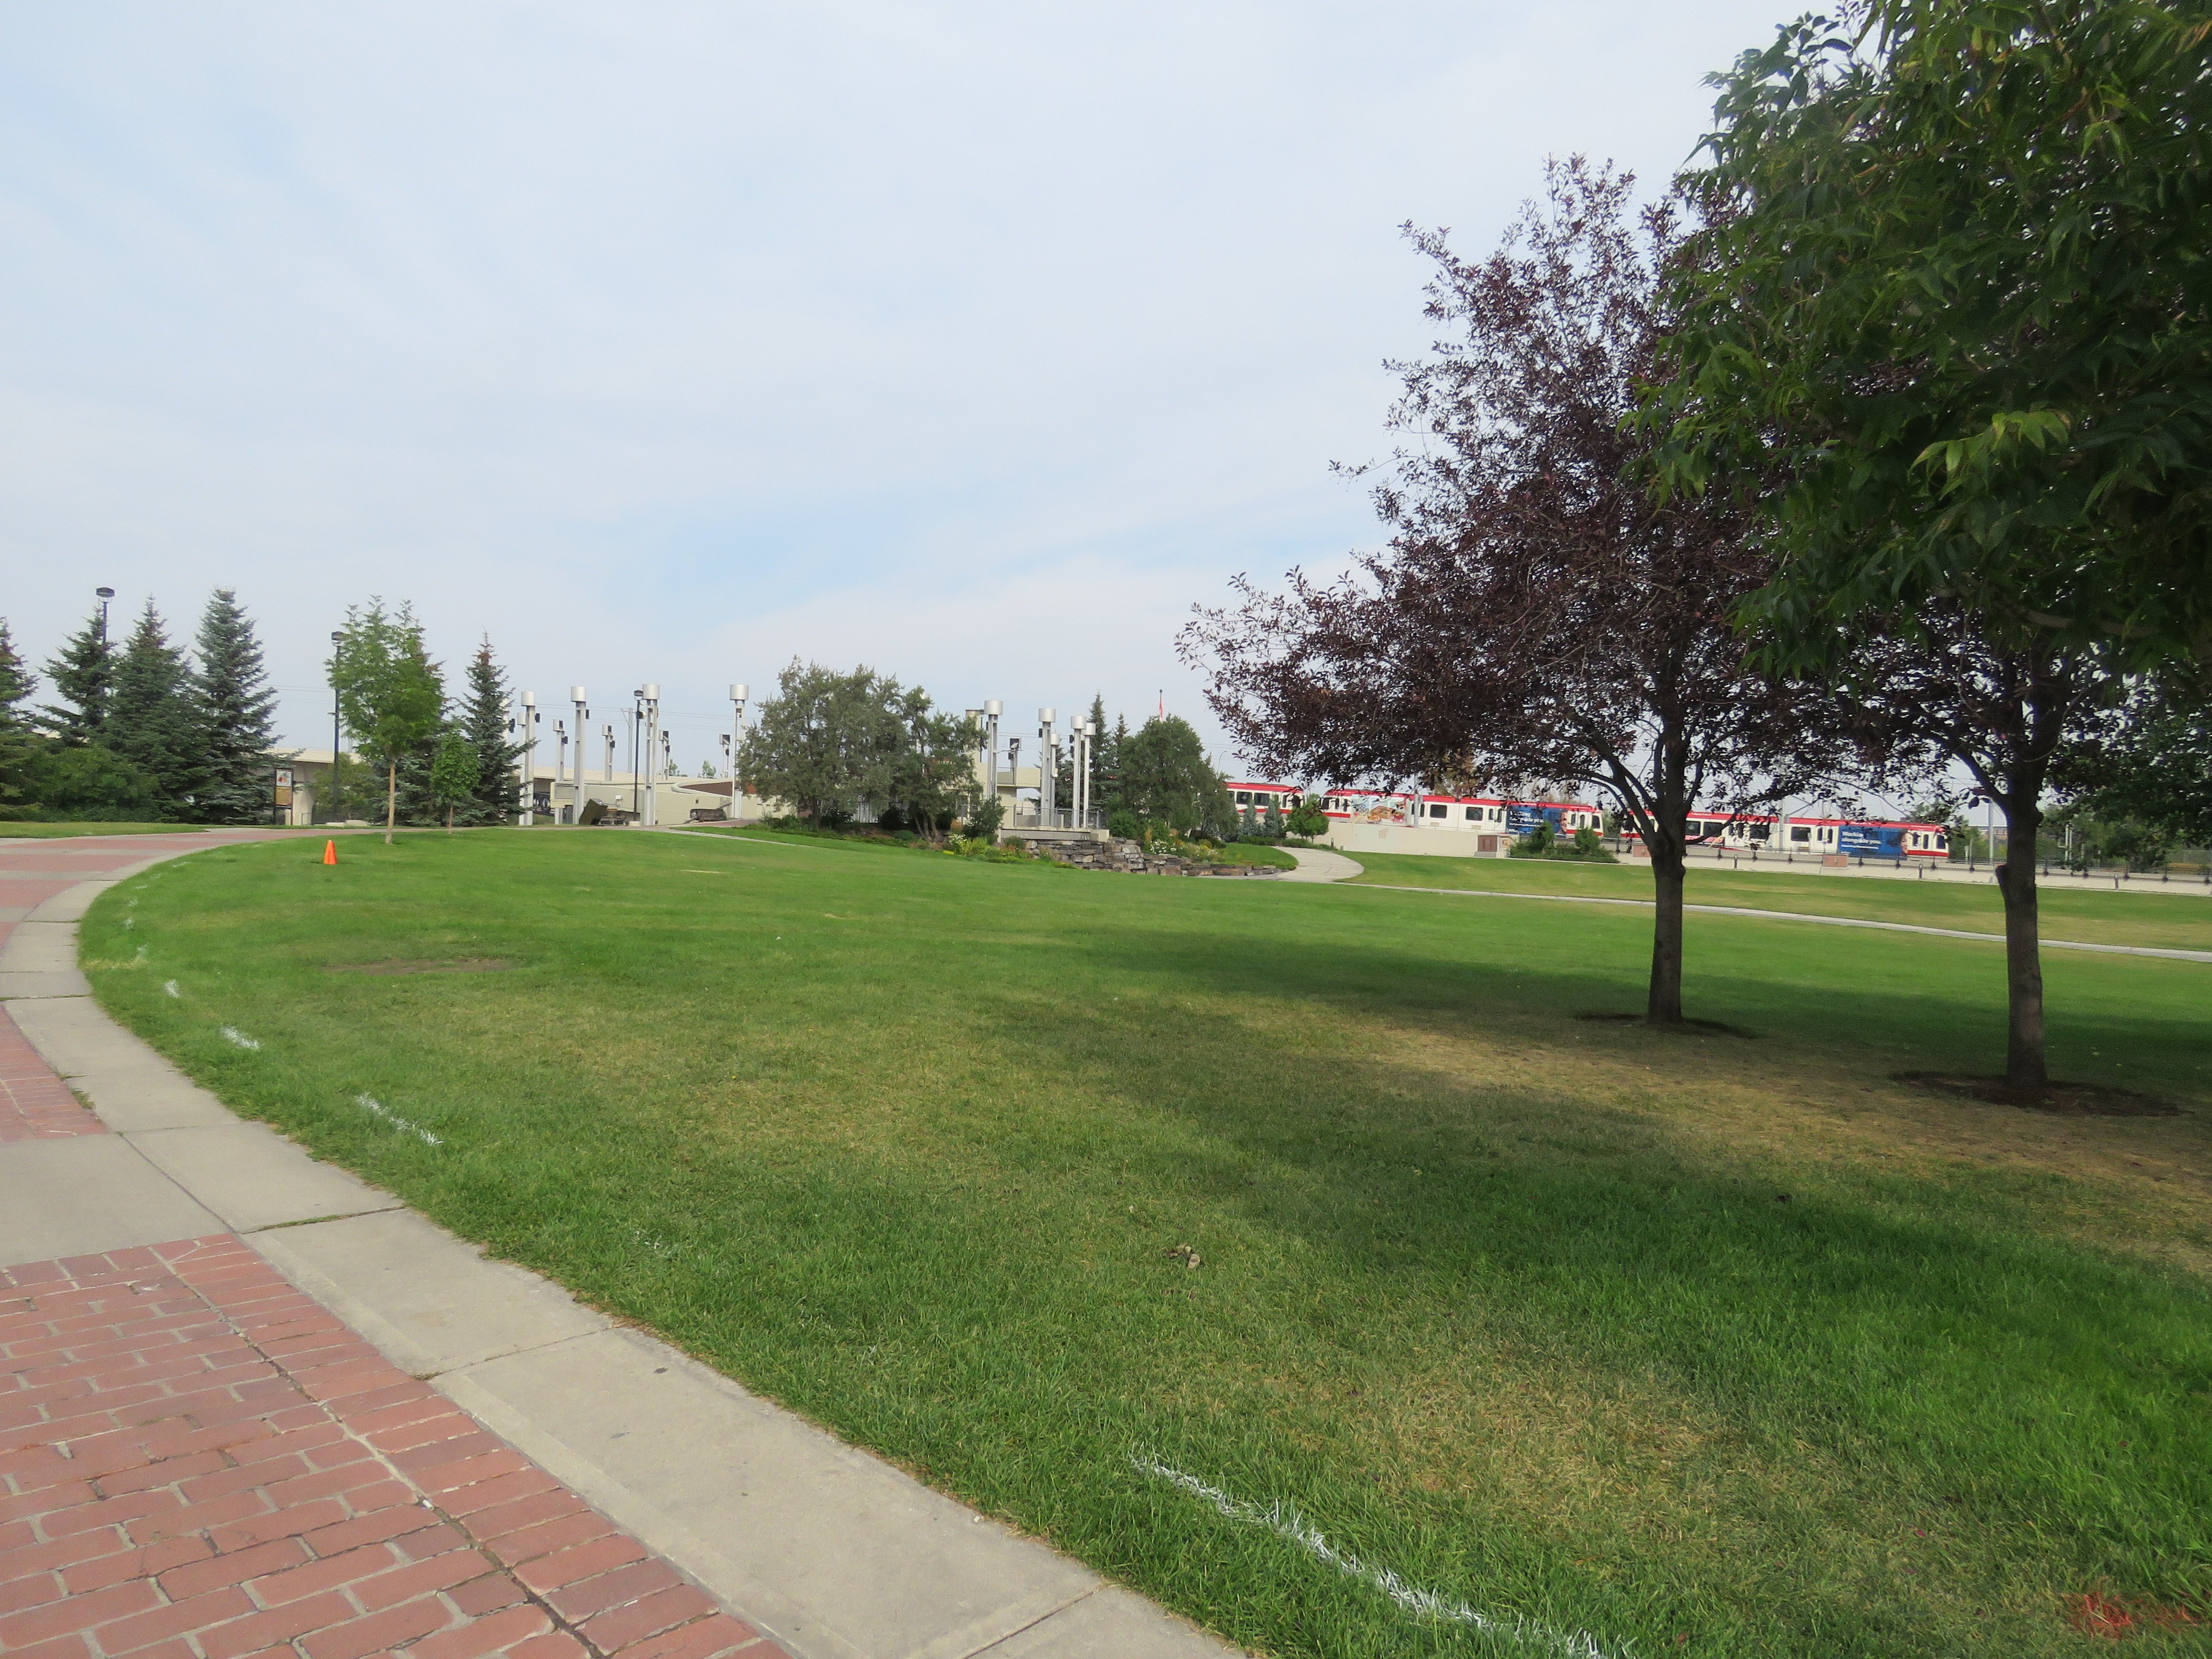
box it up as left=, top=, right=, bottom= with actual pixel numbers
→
left=961, top=929, right=2212, bottom=1607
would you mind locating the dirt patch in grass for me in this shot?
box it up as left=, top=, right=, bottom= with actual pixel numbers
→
left=1896, top=1071, right=2182, bottom=1117
left=324, top=958, right=514, bottom=976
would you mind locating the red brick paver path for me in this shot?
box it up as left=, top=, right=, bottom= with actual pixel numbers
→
left=0, top=1236, right=784, bottom=1659
left=0, top=1006, right=104, bottom=1142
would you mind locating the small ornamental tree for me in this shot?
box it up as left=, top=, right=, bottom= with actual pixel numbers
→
left=428, top=729, right=480, bottom=832
left=40, top=604, right=117, bottom=745
left=191, top=590, right=280, bottom=825
left=0, top=621, right=43, bottom=820
left=107, top=601, right=202, bottom=820
left=1185, top=162, right=1856, bottom=1023
left=331, top=601, right=445, bottom=845
left=1286, top=794, right=1329, bottom=837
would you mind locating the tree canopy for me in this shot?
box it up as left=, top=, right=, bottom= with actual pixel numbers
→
left=1653, top=0, right=2212, bottom=666
left=1115, top=715, right=1234, bottom=838
left=1187, top=163, right=1851, bottom=1022
left=331, top=600, right=445, bottom=843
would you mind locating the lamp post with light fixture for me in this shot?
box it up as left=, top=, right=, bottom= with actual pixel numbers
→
left=570, top=688, right=589, bottom=823
left=328, top=629, right=345, bottom=824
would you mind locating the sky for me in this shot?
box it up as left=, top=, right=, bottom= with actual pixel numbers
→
left=1, top=0, right=1795, bottom=774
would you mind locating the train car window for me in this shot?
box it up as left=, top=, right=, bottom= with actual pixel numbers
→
left=1428, top=803, right=1447, bottom=818
left=1790, top=826, right=1811, bottom=842
left=1464, top=806, right=1478, bottom=820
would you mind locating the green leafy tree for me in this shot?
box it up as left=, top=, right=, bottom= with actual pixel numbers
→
left=1286, top=793, right=1329, bottom=837
left=739, top=661, right=910, bottom=827
left=107, top=601, right=203, bottom=820
left=40, top=605, right=117, bottom=745
left=23, top=745, right=156, bottom=821
left=0, top=622, right=46, bottom=820
left=1117, top=716, right=1234, bottom=837
left=191, top=589, right=280, bottom=825
left=2063, top=670, right=2212, bottom=848
left=454, top=639, right=525, bottom=826
left=889, top=691, right=981, bottom=839
left=428, top=729, right=480, bottom=832
left=1654, top=1, right=2212, bottom=664
left=331, top=601, right=445, bottom=844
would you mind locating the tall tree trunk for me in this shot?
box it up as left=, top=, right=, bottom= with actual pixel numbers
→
left=385, top=762, right=397, bottom=846
left=1995, top=792, right=2047, bottom=1100
left=1647, top=844, right=1686, bottom=1025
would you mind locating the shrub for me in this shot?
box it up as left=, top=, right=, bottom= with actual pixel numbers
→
left=1108, top=806, right=1140, bottom=840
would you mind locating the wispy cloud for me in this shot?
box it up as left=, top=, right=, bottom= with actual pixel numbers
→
left=0, top=0, right=1788, bottom=763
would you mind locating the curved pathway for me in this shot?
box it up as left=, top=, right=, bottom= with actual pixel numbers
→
left=1346, top=879, right=2212, bottom=964
left=1278, top=847, right=1362, bottom=883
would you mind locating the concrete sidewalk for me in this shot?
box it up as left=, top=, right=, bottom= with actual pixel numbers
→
left=0, top=832, right=1237, bottom=1659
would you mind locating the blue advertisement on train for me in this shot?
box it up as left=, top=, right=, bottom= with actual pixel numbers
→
left=1837, top=822, right=1907, bottom=857
left=1506, top=805, right=1559, bottom=834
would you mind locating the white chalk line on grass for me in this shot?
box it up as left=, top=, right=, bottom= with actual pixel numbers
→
left=1349, top=884, right=2212, bottom=963
left=355, top=1092, right=443, bottom=1146
left=162, top=980, right=180, bottom=998
left=219, top=1026, right=261, bottom=1050
left=1131, top=1454, right=1628, bottom=1659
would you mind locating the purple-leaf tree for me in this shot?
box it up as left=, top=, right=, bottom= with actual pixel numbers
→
left=1183, top=161, right=1859, bottom=1024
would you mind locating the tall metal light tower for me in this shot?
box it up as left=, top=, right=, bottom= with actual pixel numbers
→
left=729, top=684, right=748, bottom=811
left=517, top=692, right=538, bottom=825
left=1037, top=708, right=1057, bottom=827
left=641, top=685, right=661, bottom=826
left=570, top=688, right=589, bottom=823
left=983, top=700, right=1002, bottom=810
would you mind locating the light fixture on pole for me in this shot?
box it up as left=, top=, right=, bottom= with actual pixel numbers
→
left=629, top=692, right=644, bottom=821
left=642, top=685, right=661, bottom=826
left=570, top=687, right=589, bottom=824
left=328, top=629, right=345, bottom=825
left=601, top=722, right=614, bottom=784
left=517, top=693, right=538, bottom=825
left=1037, top=709, right=1056, bottom=828
left=553, top=720, right=568, bottom=815
left=95, top=587, right=115, bottom=640
left=983, top=700, right=1002, bottom=809
left=1006, top=735, right=1021, bottom=821
left=728, top=684, right=748, bottom=807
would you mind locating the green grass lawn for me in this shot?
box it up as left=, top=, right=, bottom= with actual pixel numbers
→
left=1343, top=849, right=2212, bottom=953
left=86, top=832, right=2212, bottom=1658
left=0, top=821, right=206, bottom=838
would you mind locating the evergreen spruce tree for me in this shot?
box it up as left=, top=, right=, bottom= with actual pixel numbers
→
left=191, top=589, right=281, bottom=825
left=0, top=621, right=45, bottom=819
left=40, top=605, right=117, bottom=745
left=1102, top=713, right=1128, bottom=811
left=107, top=601, right=203, bottom=819
left=456, top=639, right=525, bottom=824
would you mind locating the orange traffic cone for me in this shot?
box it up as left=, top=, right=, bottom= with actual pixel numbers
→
left=323, top=840, right=338, bottom=866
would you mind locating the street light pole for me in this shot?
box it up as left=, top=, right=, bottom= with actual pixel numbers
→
left=983, top=700, right=1002, bottom=814
left=1037, top=709, right=1056, bottom=828
left=328, top=629, right=344, bottom=825
left=728, top=684, right=748, bottom=814
left=517, top=693, right=538, bottom=825
left=570, top=688, right=589, bottom=823
left=642, top=685, right=661, bottom=826
left=629, top=692, right=643, bottom=821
